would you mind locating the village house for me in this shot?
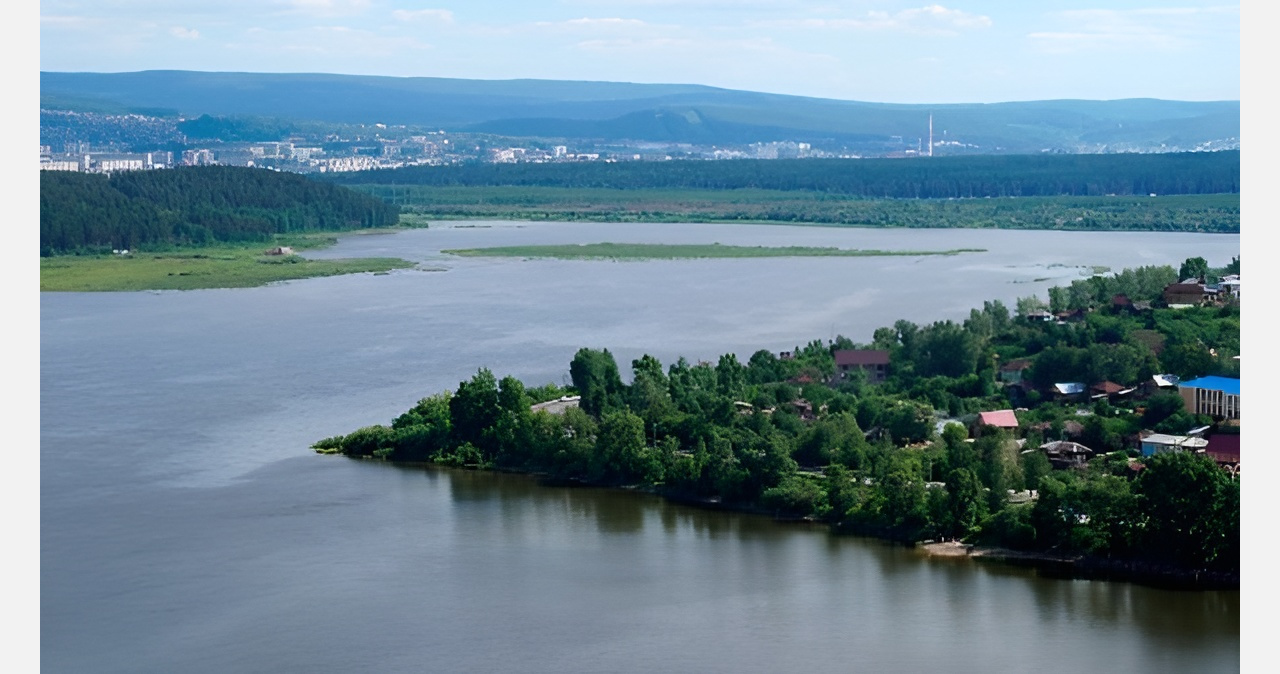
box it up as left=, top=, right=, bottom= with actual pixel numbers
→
left=833, top=349, right=890, bottom=384
left=1024, top=310, right=1054, bottom=322
left=1139, top=432, right=1209, bottom=457
left=1034, top=440, right=1095, bottom=469
left=973, top=409, right=1019, bottom=436
left=1219, top=275, right=1241, bottom=299
left=1090, top=380, right=1134, bottom=402
left=997, top=358, right=1033, bottom=385
left=1162, top=281, right=1212, bottom=307
left=1203, top=433, right=1240, bottom=477
left=1052, top=382, right=1087, bottom=402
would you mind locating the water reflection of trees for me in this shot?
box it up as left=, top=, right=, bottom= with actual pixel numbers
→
left=405, top=462, right=1238, bottom=655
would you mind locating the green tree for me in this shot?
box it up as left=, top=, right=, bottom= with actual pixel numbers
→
left=1135, top=451, right=1237, bottom=569
left=450, top=368, right=502, bottom=458
left=1178, top=256, right=1209, bottom=282
left=946, top=467, right=987, bottom=539
left=570, top=348, right=626, bottom=416
left=592, top=409, right=659, bottom=484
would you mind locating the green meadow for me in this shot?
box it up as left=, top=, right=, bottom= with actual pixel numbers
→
left=40, top=233, right=416, bottom=292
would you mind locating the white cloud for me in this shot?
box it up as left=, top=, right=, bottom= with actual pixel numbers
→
left=278, top=0, right=372, bottom=17
left=534, top=17, right=652, bottom=30
left=1029, top=5, right=1238, bottom=54
left=391, top=9, right=454, bottom=24
left=170, top=26, right=201, bottom=40
left=564, top=0, right=797, bottom=7
left=228, top=25, right=431, bottom=58
left=40, top=15, right=100, bottom=28
left=753, top=5, right=991, bottom=36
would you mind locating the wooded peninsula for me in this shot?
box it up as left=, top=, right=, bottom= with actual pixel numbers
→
left=316, top=257, right=1241, bottom=588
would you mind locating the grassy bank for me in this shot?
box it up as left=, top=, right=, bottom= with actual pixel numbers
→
left=443, top=242, right=986, bottom=260
left=40, top=231, right=417, bottom=291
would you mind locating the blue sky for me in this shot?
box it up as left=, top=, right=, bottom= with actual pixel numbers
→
left=40, top=1, right=1240, bottom=104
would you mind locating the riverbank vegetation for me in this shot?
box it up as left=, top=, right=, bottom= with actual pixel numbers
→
left=39, top=233, right=415, bottom=291
left=443, top=242, right=986, bottom=260
left=336, top=151, right=1238, bottom=232
left=40, top=165, right=402, bottom=256
left=317, top=258, right=1240, bottom=586
left=362, top=187, right=1238, bottom=232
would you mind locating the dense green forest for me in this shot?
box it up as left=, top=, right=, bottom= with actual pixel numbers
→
left=317, top=259, right=1240, bottom=583
left=40, top=166, right=401, bottom=255
left=331, top=152, right=1239, bottom=198
left=363, top=187, right=1238, bottom=233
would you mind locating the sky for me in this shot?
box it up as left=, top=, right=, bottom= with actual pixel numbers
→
left=38, top=1, right=1240, bottom=104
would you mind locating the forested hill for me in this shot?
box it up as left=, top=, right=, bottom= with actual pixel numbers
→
left=40, top=166, right=400, bottom=255
left=327, top=151, right=1239, bottom=198
left=40, top=71, right=1238, bottom=153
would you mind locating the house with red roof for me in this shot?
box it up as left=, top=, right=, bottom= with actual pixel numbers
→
left=977, top=409, right=1019, bottom=429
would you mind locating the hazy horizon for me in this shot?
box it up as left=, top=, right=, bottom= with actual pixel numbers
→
left=40, top=2, right=1240, bottom=104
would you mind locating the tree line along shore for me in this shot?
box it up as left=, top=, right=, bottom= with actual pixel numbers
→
left=316, top=257, right=1241, bottom=588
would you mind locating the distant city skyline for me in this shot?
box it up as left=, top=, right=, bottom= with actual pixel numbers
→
left=40, top=1, right=1240, bottom=104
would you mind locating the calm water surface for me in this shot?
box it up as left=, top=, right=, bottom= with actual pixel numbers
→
left=41, top=222, right=1240, bottom=673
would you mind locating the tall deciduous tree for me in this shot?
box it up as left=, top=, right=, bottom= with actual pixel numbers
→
left=570, top=348, right=626, bottom=416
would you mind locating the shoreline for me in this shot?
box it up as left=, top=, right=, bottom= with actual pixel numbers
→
left=39, top=228, right=422, bottom=292
left=917, top=541, right=1239, bottom=590
left=367, top=458, right=1238, bottom=591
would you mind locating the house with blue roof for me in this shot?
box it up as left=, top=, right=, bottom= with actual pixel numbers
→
left=1178, top=376, right=1240, bottom=420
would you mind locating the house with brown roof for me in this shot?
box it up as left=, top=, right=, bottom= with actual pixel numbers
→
left=1055, top=308, right=1088, bottom=322
left=998, top=358, right=1033, bottom=385
left=833, top=349, right=890, bottom=384
left=1090, top=381, right=1134, bottom=401
left=1163, top=282, right=1208, bottom=307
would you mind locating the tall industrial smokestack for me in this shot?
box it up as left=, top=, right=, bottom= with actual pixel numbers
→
left=928, top=114, right=933, bottom=157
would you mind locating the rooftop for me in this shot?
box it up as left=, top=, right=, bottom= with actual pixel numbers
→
left=1179, top=376, right=1240, bottom=396
left=978, top=409, right=1020, bottom=428
left=834, top=349, right=890, bottom=367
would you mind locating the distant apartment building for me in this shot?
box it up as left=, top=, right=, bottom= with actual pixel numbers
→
left=292, top=147, right=322, bottom=161
left=323, top=156, right=378, bottom=172
left=183, top=149, right=216, bottom=166
left=40, top=160, right=81, bottom=172
left=96, top=158, right=145, bottom=172
left=1178, top=376, right=1240, bottom=420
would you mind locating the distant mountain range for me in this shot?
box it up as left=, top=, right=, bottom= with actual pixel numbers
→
left=40, top=70, right=1240, bottom=154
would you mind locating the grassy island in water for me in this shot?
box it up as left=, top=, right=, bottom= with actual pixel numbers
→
left=443, top=242, right=986, bottom=260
